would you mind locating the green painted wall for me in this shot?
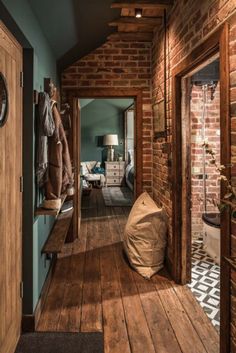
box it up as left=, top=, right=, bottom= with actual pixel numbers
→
left=2, top=0, right=57, bottom=312
left=2, top=0, right=57, bottom=88
left=81, top=99, right=133, bottom=163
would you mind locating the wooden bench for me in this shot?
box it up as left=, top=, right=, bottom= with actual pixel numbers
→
left=42, top=209, right=73, bottom=254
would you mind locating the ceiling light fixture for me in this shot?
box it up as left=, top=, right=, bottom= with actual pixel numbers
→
left=135, top=8, right=142, bottom=18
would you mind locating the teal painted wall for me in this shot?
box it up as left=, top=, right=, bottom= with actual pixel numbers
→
left=2, top=0, right=57, bottom=312
left=2, top=0, right=57, bottom=88
left=81, top=99, right=133, bottom=163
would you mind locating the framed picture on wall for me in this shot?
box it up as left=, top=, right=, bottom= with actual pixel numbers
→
left=153, top=99, right=166, bottom=138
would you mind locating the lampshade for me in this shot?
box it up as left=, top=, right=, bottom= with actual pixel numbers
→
left=103, top=134, right=118, bottom=146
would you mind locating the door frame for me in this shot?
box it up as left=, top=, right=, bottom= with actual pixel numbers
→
left=65, top=88, right=143, bottom=198
left=73, top=97, right=81, bottom=240
left=172, top=24, right=230, bottom=353
left=124, top=105, right=135, bottom=165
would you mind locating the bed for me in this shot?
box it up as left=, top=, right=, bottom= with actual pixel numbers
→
left=125, top=150, right=134, bottom=191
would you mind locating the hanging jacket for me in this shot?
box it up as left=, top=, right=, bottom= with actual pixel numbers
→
left=36, top=92, right=55, bottom=186
left=44, top=100, right=73, bottom=207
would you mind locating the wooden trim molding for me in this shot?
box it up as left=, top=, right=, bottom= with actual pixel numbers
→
left=172, top=23, right=230, bottom=353
left=64, top=88, right=143, bottom=197
left=219, top=23, right=231, bottom=353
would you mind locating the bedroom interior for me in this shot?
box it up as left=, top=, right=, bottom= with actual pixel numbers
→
left=80, top=97, right=135, bottom=206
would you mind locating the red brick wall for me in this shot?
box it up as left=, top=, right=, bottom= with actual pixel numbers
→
left=61, top=41, right=153, bottom=193
left=230, top=17, right=236, bottom=353
left=230, top=20, right=236, bottom=250
left=152, top=2, right=236, bottom=349
left=152, top=0, right=236, bottom=265
left=191, top=84, right=221, bottom=238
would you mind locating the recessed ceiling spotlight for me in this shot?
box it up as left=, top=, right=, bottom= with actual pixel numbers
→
left=135, top=8, right=142, bottom=18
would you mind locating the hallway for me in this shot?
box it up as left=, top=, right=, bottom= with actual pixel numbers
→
left=37, top=189, right=219, bottom=353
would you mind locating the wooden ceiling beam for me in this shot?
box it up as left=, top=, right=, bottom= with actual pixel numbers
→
left=117, top=24, right=155, bottom=33
left=107, top=31, right=153, bottom=41
left=111, top=0, right=173, bottom=10
left=109, top=16, right=163, bottom=27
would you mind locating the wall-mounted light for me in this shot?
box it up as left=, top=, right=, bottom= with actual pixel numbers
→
left=135, top=8, right=142, bottom=18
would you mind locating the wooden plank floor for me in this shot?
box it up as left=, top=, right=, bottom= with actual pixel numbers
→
left=37, top=189, right=219, bottom=353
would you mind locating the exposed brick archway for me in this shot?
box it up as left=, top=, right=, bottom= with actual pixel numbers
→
left=61, top=40, right=153, bottom=195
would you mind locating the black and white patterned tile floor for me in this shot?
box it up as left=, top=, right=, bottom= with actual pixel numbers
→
left=188, top=237, right=220, bottom=332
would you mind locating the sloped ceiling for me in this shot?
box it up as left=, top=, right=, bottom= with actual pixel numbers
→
left=28, top=0, right=119, bottom=72
left=28, top=0, right=173, bottom=72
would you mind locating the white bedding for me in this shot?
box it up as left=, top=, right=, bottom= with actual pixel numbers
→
left=125, top=164, right=134, bottom=191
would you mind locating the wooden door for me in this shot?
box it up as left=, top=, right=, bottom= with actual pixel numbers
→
left=0, top=21, right=23, bottom=353
left=73, top=98, right=81, bottom=239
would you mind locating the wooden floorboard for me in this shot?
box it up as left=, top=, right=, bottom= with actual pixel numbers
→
left=152, top=273, right=210, bottom=353
left=80, top=190, right=102, bottom=332
left=172, top=283, right=219, bottom=353
left=80, top=247, right=102, bottom=332
left=114, top=243, right=156, bottom=353
left=56, top=238, right=86, bottom=332
left=133, top=269, right=182, bottom=353
left=37, top=189, right=219, bottom=353
left=100, top=245, right=131, bottom=353
left=36, top=256, right=71, bottom=331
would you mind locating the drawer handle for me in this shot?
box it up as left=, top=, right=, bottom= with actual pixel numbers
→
left=114, top=173, right=117, bottom=176
left=114, top=166, right=117, bottom=168
left=114, top=180, right=116, bottom=182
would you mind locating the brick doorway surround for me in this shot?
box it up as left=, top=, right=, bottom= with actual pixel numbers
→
left=64, top=88, right=143, bottom=198
left=172, top=24, right=230, bottom=353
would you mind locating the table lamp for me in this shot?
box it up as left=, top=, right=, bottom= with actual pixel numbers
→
left=103, top=134, right=118, bottom=161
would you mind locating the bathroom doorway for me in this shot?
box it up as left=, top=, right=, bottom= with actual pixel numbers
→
left=172, top=25, right=230, bottom=353
left=183, top=56, right=221, bottom=332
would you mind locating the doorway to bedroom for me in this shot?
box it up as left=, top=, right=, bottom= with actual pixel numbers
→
left=80, top=97, right=136, bottom=207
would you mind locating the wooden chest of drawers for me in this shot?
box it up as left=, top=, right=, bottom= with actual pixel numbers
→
left=105, top=161, right=125, bottom=186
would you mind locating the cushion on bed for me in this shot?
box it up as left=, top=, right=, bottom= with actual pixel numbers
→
left=123, top=192, right=167, bottom=279
left=81, top=162, right=89, bottom=176
left=81, top=161, right=97, bottom=175
left=86, top=161, right=97, bottom=173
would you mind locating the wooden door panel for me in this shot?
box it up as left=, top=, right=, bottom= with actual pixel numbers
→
left=0, top=22, right=22, bottom=353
